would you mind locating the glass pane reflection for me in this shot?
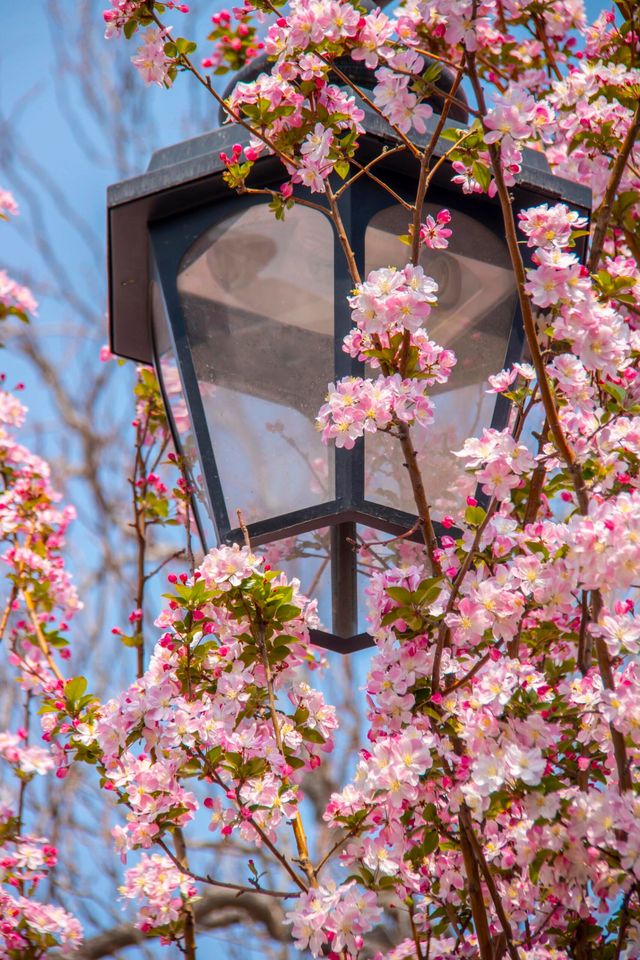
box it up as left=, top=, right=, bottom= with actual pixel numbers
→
left=177, top=204, right=335, bottom=525
left=364, top=203, right=518, bottom=519
left=152, top=278, right=218, bottom=547
left=262, top=524, right=427, bottom=642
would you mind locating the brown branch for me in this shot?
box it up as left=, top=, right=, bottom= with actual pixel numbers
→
left=204, top=766, right=309, bottom=893
left=50, top=890, right=289, bottom=959
left=0, top=584, right=18, bottom=643
left=325, top=181, right=361, bottom=285
left=588, top=100, right=640, bottom=272
left=458, top=807, right=493, bottom=960
left=591, top=590, right=632, bottom=792
left=411, top=59, right=465, bottom=267
left=615, top=887, right=635, bottom=960
left=522, top=419, right=549, bottom=526
left=396, top=421, right=440, bottom=573
left=466, top=48, right=632, bottom=797
left=431, top=497, right=498, bottom=691
left=334, top=145, right=407, bottom=199
left=350, top=159, right=413, bottom=211
left=242, top=187, right=330, bottom=216
left=255, top=620, right=316, bottom=888
left=156, top=834, right=299, bottom=898
left=321, top=57, right=421, bottom=159
left=131, top=412, right=149, bottom=680
left=463, top=817, right=520, bottom=960
left=466, top=55, right=589, bottom=514
left=444, top=651, right=492, bottom=693
left=236, top=509, right=252, bottom=550
left=174, top=828, right=196, bottom=960
left=576, top=590, right=592, bottom=675
left=21, top=588, right=65, bottom=683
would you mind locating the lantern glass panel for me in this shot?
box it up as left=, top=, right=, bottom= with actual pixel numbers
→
left=260, top=523, right=418, bottom=643
left=364, top=203, right=518, bottom=519
left=152, top=281, right=218, bottom=546
left=176, top=203, right=335, bottom=526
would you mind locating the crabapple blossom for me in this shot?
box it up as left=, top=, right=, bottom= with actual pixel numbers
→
left=0, top=190, right=18, bottom=220
left=120, top=854, right=198, bottom=933
left=316, top=375, right=435, bottom=448
left=374, top=51, right=434, bottom=134
left=419, top=208, right=452, bottom=249
left=131, top=25, right=175, bottom=86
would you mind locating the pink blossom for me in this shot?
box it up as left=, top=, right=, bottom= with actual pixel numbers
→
left=420, top=209, right=452, bottom=249
left=131, top=26, right=175, bottom=87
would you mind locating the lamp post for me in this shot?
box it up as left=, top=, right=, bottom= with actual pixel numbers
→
left=107, top=75, right=591, bottom=652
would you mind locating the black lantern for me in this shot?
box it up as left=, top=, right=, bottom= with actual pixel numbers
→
left=107, top=75, right=591, bottom=653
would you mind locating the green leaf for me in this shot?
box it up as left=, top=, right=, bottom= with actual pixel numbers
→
left=175, top=37, right=197, bottom=55
left=65, top=676, right=88, bottom=705
left=421, top=829, right=439, bottom=855
left=274, top=603, right=301, bottom=622
left=471, top=160, right=492, bottom=191
left=440, top=127, right=463, bottom=141
left=299, top=726, right=325, bottom=744
left=465, top=505, right=486, bottom=527
left=387, top=586, right=415, bottom=604
left=118, top=633, right=142, bottom=648
left=422, top=62, right=442, bottom=84
left=270, top=645, right=291, bottom=663
left=416, top=578, right=443, bottom=606
left=602, top=382, right=626, bottom=406
left=286, top=754, right=306, bottom=770
left=333, top=159, right=350, bottom=179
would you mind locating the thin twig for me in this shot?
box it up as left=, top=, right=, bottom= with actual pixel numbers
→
left=155, top=838, right=297, bottom=898
left=334, top=145, right=407, bottom=199
left=588, top=100, right=640, bottom=272
left=236, top=509, right=252, bottom=550
left=21, top=589, right=65, bottom=683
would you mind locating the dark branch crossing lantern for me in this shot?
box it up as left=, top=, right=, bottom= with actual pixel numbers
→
left=107, top=62, right=591, bottom=653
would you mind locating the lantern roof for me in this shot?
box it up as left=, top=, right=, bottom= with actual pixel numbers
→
left=107, top=109, right=592, bottom=365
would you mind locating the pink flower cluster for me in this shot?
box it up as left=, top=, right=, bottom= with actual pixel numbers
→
left=103, top=0, right=142, bottom=38
left=454, top=426, right=536, bottom=499
left=374, top=50, right=434, bottom=135
left=285, top=881, right=382, bottom=957
left=61, top=545, right=336, bottom=888
left=0, top=190, right=18, bottom=220
left=348, top=265, right=438, bottom=336
left=0, top=269, right=38, bottom=319
left=203, top=8, right=263, bottom=73
left=518, top=203, right=588, bottom=250
left=227, top=72, right=365, bottom=192
left=317, top=375, right=435, bottom=449
left=419, top=208, right=452, bottom=249
left=120, top=853, right=198, bottom=934
left=0, top=755, right=81, bottom=956
left=131, top=25, right=174, bottom=87
left=0, top=891, right=82, bottom=957
left=265, top=0, right=361, bottom=57
left=520, top=204, right=636, bottom=381
left=103, top=0, right=188, bottom=40
left=0, top=730, right=53, bottom=777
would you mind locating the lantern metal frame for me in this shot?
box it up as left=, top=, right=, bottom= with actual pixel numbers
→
left=108, top=109, right=592, bottom=651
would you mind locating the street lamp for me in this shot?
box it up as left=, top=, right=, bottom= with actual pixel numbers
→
left=107, top=70, right=591, bottom=652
